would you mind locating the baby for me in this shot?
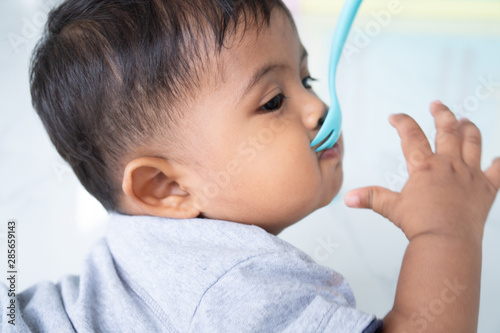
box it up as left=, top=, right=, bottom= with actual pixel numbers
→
left=2, top=0, right=499, bottom=332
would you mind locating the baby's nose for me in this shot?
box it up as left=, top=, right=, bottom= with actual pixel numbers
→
left=300, top=93, right=328, bottom=133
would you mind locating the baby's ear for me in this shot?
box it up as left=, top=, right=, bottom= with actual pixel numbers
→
left=121, top=157, right=201, bottom=219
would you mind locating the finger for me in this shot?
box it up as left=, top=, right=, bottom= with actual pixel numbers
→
left=345, top=186, right=399, bottom=220
left=458, top=118, right=482, bottom=169
left=390, top=113, right=433, bottom=174
left=431, top=101, right=461, bottom=158
left=485, top=158, right=500, bottom=191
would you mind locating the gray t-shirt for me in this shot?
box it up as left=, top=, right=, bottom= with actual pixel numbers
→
left=1, top=213, right=382, bottom=332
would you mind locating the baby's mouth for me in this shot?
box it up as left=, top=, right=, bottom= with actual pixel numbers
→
left=317, top=141, right=341, bottom=160
left=315, top=135, right=343, bottom=160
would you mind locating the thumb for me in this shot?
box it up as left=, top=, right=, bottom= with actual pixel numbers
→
left=345, top=186, right=399, bottom=220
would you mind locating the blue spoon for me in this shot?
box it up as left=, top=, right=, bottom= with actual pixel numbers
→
left=310, top=0, right=363, bottom=152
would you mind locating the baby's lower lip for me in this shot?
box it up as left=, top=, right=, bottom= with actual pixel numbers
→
left=319, top=142, right=341, bottom=160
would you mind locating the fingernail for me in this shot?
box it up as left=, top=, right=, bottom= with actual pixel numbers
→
left=434, top=100, right=443, bottom=105
left=345, top=195, right=360, bottom=207
left=389, top=114, right=398, bottom=124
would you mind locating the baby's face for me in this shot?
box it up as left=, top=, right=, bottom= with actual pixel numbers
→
left=173, top=9, right=344, bottom=234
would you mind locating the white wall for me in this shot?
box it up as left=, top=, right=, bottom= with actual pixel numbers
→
left=1, top=0, right=499, bottom=331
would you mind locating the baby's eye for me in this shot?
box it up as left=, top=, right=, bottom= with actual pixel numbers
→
left=302, top=76, right=317, bottom=89
left=260, top=93, right=286, bottom=112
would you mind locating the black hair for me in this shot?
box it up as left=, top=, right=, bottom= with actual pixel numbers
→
left=30, top=0, right=289, bottom=212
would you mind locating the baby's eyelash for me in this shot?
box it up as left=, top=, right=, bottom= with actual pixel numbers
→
left=258, top=76, right=316, bottom=114
left=260, top=93, right=286, bottom=113
left=302, top=76, right=318, bottom=89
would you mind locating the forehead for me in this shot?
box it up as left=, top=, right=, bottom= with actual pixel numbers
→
left=211, top=9, right=303, bottom=87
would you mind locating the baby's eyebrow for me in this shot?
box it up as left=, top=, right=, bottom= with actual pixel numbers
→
left=240, top=47, right=308, bottom=100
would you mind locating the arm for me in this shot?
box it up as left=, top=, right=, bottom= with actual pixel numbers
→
left=345, top=101, right=500, bottom=332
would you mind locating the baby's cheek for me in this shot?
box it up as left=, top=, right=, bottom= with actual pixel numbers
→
left=273, top=162, right=321, bottom=206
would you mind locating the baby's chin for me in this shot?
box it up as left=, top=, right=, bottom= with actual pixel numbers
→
left=320, top=165, right=344, bottom=209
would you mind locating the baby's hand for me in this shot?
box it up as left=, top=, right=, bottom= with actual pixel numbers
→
left=346, top=101, right=500, bottom=242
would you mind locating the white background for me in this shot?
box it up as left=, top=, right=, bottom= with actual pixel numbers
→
left=1, top=0, right=499, bottom=331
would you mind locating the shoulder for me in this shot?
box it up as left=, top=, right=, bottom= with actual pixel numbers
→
left=189, top=242, right=374, bottom=332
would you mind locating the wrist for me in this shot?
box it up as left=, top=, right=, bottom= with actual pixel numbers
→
left=404, top=219, right=485, bottom=246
